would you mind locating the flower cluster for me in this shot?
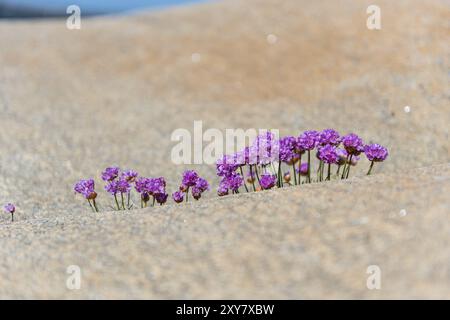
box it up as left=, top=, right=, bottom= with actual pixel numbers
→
left=74, top=166, right=191, bottom=212
left=214, top=129, right=388, bottom=196
left=173, top=170, right=210, bottom=203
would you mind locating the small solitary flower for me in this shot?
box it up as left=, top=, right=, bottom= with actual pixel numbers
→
left=172, top=191, right=184, bottom=203
left=154, top=192, right=168, bottom=205
left=297, top=162, right=309, bottom=176
left=101, top=166, right=120, bottom=182
left=364, top=144, right=389, bottom=175
left=3, top=203, right=15, bottom=222
left=260, top=173, right=277, bottom=190
left=297, top=130, right=319, bottom=183
left=74, top=179, right=98, bottom=212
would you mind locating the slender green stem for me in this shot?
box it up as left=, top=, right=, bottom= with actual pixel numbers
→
left=255, top=165, right=261, bottom=186
left=152, top=196, right=156, bottom=207
left=292, top=163, right=298, bottom=185
left=249, top=165, right=256, bottom=191
left=185, top=187, right=189, bottom=202
left=11, top=213, right=14, bottom=222
left=87, top=199, right=95, bottom=212
left=327, top=163, right=331, bottom=181
left=92, top=199, right=99, bottom=212
left=336, top=164, right=341, bottom=176
left=297, top=154, right=302, bottom=185
left=127, top=192, right=130, bottom=208
left=277, top=161, right=283, bottom=188
left=367, top=161, right=375, bottom=175
left=345, top=155, right=353, bottom=179
left=341, top=156, right=349, bottom=179
left=114, top=194, right=120, bottom=210
left=307, top=150, right=311, bottom=183
left=239, top=166, right=249, bottom=192
left=121, top=193, right=125, bottom=210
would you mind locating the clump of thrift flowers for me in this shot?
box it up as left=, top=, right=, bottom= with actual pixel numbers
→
left=3, top=203, right=15, bottom=222
left=73, top=130, right=388, bottom=211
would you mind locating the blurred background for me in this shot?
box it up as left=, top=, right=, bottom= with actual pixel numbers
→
left=0, top=0, right=207, bottom=18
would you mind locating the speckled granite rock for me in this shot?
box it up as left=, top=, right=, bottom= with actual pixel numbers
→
left=0, top=0, right=448, bottom=298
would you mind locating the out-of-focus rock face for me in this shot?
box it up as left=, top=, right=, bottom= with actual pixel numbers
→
left=0, top=0, right=448, bottom=218
left=0, top=0, right=448, bottom=299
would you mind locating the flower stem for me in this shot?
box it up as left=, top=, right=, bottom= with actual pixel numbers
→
left=239, top=166, right=249, bottom=192
left=121, top=193, right=126, bottom=210
left=254, top=165, right=261, bottom=186
left=11, top=213, right=14, bottom=222
left=367, top=161, right=375, bottom=175
left=327, top=163, right=331, bottom=181
left=87, top=199, right=95, bottom=212
left=92, top=199, right=99, bottom=212
left=341, top=156, right=349, bottom=179
left=345, top=155, right=353, bottom=179
left=292, top=163, right=298, bottom=185
left=114, top=194, right=120, bottom=210
left=249, top=165, right=256, bottom=191
left=186, top=187, right=189, bottom=202
left=297, top=154, right=302, bottom=185
left=277, top=161, right=283, bottom=188
left=307, top=150, right=311, bottom=183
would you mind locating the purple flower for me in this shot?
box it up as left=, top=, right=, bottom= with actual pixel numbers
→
left=148, top=177, right=166, bottom=195
left=217, top=184, right=229, bottom=196
left=135, top=177, right=150, bottom=194
left=121, top=169, right=138, bottom=182
left=319, top=129, right=340, bottom=146
left=195, top=177, right=210, bottom=192
left=116, top=178, right=131, bottom=193
left=296, top=163, right=309, bottom=176
left=182, top=170, right=199, bottom=187
left=3, top=203, right=15, bottom=214
left=317, top=145, right=339, bottom=164
left=105, top=180, right=119, bottom=195
left=74, top=178, right=97, bottom=199
left=154, top=192, right=168, bottom=205
left=297, top=130, right=320, bottom=151
left=279, top=136, right=299, bottom=164
left=221, top=172, right=243, bottom=192
left=364, top=144, right=389, bottom=162
left=101, top=166, right=120, bottom=182
left=172, top=191, right=184, bottom=203
left=342, top=133, right=364, bottom=155
left=216, top=154, right=239, bottom=177
left=260, top=173, right=276, bottom=190
left=250, top=131, right=280, bottom=165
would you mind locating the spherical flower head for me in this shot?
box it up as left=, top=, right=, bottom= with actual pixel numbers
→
left=3, top=203, right=15, bottom=214
left=297, top=130, right=320, bottom=151
left=318, top=145, right=339, bottom=164
left=155, top=192, right=168, bottom=205
left=319, top=129, right=341, bottom=146
left=148, top=177, right=166, bottom=195
left=296, top=163, right=309, bottom=176
left=101, top=166, right=120, bottom=182
left=217, top=183, right=229, bottom=196
left=216, top=154, right=239, bottom=177
left=195, top=177, right=210, bottom=193
left=121, top=169, right=138, bottom=182
left=105, top=180, right=119, bottom=195
left=279, top=136, right=299, bottom=164
left=172, top=191, right=184, bottom=203
left=222, top=172, right=243, bottom=192
left=251, top=131, right=280, bottom=165
left=135, top=177, right=150, bottom=194
left=74, top=178, right=96, bottom=199
left=191, top=187, right=202, bottom=200
left=182, top=170, right=199, bottom=187
left=342, top=133, right=364, bottom=155
left=260, top=173, right=276, bottom=190
left=116, top=178, right=131, bottom=193
left=364, top=144, right=389, bottom=162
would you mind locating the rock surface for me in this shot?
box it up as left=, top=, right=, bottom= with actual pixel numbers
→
left=0, top=0, right=448, bottom=298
